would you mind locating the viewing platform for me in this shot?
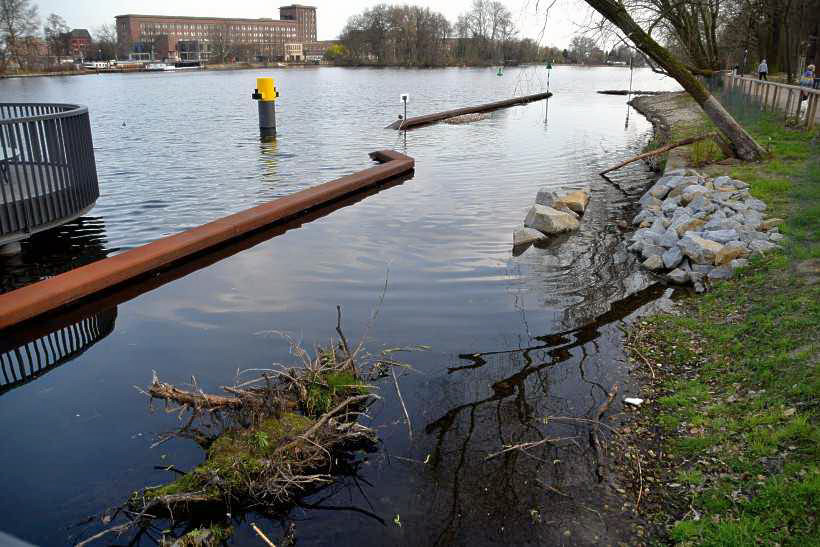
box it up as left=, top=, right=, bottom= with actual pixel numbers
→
left=0, top=103, right=99, bottom=254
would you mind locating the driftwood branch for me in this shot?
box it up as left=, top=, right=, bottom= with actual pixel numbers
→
left=146, top=372, right=243, bottom=410
left=599, top=133, right=717, bottom=175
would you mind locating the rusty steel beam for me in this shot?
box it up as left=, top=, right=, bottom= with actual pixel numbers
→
left=0, top=150, right=414, bottom=330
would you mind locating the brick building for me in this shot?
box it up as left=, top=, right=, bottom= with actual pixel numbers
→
left=279, top=5, right=316, bottom=43
left=115, top=5, right=317, bottom=62
left=64, top=29, right=92, bottom=58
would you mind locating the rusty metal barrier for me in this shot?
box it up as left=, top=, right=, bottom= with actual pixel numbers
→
left=0, top=150, right=414, bottom=330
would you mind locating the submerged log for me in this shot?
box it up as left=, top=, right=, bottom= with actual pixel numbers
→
left=387, top=92, right=552, bottom=130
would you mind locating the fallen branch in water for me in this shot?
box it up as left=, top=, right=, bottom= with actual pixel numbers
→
left=591, top=383, right=620, bottom=482
left=485, top=436, right=579, bottom=461
left=599, top=133, right=718, bottom=175
left=252, top=522, right=277, bottom=547
left=391, top=366, right=413, bottom=441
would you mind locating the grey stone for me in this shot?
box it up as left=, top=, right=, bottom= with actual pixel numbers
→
left=642, top=244, right=666, bottom=260
left=628, top=240, right=644, bottom=253
left=648, top=178, right=674, bottom=199
left=662, top=196, right=681, bottom=214
left=713, top=175, right=731, bottom=188
left=678, top=233, right=724, bottom=265
left=681, top=184, right=709, bottom=204
left=680, top=259, right=693, bottom=272
left=662, top=246, right=684, bottom=269
left=642, top=255, right=665, bottom=271
left=668, top=268, right=690, bottom=284
left=524, top=205, right=581, bottom=235
left=745, top=198, right=767, bottom=212
left=514, top=226, right=547, bottom=247
left=535, top=190, right=579, bottom=218
left=708, top=266, right=734, bottom=280
left=749, top=240, right=780, bottom=254
left=689, top=194, right=716, bottom=214
left=703, top=229, right=739, bottom=244
left=660, top=227, right=680, bottom=248
left=742, top=209, right=764, bottom=229
left=650, top=217, right=666, bottom=234
left=769, top=232, right=785, bottom=242
left=632, top=209, right=652, bottom=226
left=629, top=228, right=653, bottom=243
left=692, top=264, right=714, bottom=274
left=729, top=258, right=749, bottom=270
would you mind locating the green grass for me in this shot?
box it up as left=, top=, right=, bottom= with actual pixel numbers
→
left=631, top=114, right=819, bottom=545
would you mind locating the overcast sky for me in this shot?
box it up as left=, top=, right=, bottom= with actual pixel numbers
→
left=33, top=0, right=590, bottom=48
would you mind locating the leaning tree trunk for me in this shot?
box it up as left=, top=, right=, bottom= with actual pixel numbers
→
left=584, top=0, right=766, bottom=161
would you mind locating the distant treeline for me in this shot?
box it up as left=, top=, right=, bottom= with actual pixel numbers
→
left=330, top=1, right=564, bottom=67
left=328, top=1, right=652, bottom=68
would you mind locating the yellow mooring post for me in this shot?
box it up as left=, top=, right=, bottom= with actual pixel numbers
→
left=252, top=77, right=279, bottom=140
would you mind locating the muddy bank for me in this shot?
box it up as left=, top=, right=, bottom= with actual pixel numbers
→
left=629, top=93, right=706, bottom=171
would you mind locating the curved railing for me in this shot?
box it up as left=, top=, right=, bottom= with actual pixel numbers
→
left=0, top=103, right=99, bottom=245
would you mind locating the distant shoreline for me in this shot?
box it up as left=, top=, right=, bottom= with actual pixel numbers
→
left=0, top=62, right=647, bottom=80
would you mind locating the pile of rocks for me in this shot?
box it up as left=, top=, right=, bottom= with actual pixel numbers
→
left=514, top=187, right=591, bottom=247
left=629, top=170, right=784, bottom=290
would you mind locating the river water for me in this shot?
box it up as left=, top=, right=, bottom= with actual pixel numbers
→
left=0, top=66, right=679, bottom=545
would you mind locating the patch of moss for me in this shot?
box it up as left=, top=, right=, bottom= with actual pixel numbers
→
left=142, top=412, right=315, bottom=502
left=163, top=524, right=233, bottom=546
left=304, top=371, right=367, bottom=416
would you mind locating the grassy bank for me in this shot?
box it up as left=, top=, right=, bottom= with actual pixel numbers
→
left=625, top=111, right=819, bottom=545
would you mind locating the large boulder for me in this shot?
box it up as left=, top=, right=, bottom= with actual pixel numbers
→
left=678, top=234, right=724, bottom=265
left=524, top=205, right=580, bottom=235
left=514, top=226, right=547, bottom=247
left=535, top=189, right=579, bottom=218
left=557, top=190, right=590, bottom=214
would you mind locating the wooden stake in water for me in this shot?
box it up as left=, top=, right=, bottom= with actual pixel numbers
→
left=628, top=56, right=634, bottom=96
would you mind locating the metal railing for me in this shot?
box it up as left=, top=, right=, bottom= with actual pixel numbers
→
left=0, top=103, right=99, bottom=244
left=722, top=73, right=820, bottom=130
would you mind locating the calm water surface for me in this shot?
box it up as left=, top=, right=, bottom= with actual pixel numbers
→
left=0, top=66, right=680, bottom=545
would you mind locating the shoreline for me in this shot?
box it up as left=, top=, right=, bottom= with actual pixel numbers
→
left=616, top=91, right=818, bottom=543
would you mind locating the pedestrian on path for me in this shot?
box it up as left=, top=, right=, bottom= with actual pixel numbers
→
left=757, top=59, right=768, bottom=80
left=800, top=64, right=815, bottom=101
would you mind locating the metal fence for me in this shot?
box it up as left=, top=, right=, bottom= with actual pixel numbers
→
left=719, top=73, right=820, bottom=130
left=0, top=103, right=99, bottom=244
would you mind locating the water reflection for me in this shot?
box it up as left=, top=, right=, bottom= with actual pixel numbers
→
left=0, top=216, right=110, bottom=294
left=0, top=308, right=117, bottom=395
left=416, top=285, right=664, bottom=545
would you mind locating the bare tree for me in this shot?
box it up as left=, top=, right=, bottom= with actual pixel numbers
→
left=93, top=24, right=117, bottom=60
left=0, top=0, right=40, bottom=71
left=44, top=13, right=69, bottom=57
left=581, top=0, right=765, bottom=161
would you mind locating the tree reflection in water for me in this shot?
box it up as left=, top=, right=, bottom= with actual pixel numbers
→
left=417, top=285, right=665, bottom=546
